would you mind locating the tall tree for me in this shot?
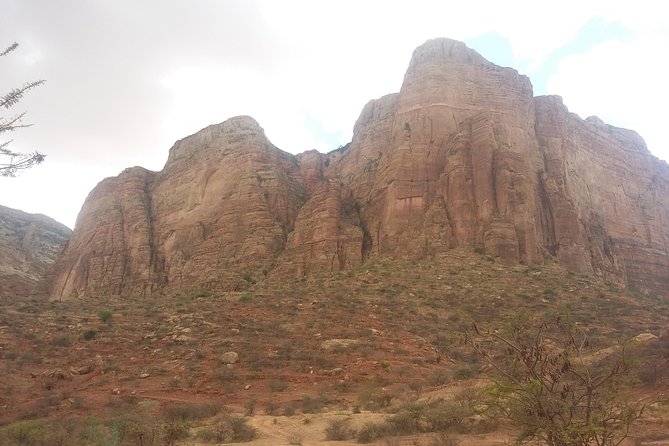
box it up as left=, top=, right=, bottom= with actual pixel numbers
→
left=1, top=42, right=45, bottom=177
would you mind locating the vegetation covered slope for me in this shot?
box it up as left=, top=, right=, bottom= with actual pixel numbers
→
left=1, top=249, right=668, bottom=444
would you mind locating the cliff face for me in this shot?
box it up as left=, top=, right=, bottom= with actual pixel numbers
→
left=0, top=205, right=71, bottom=298
left=534, top=96, right=669, bottom=293
left=48, top=38, right=669, bottom=299
left=49, top=117, right=308, bottom=297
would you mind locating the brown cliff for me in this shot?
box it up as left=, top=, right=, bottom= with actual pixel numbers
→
left=48, top=38, right=669, bottom=299
left=0, top=205, right=71, bottom=297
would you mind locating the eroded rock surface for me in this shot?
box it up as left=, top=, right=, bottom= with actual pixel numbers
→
left=48, top=38, right=669, bottom=299
left=0, top=205, right=71, bottom=297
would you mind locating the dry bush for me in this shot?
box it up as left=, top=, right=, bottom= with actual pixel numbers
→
left=196, top=414, right=257, bottom=443
left=324, top=418, right=356, bottom=441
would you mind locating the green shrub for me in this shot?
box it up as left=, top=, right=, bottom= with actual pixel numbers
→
left=0, top=420, right=46, bottom=446
left=53, top=333, right=73, bottom=347
left=97, top=309, right=113, bottom=323
left=82, top=329, right=97, bottom=340
left=241, top=272, right=256, bottom=284
left=239, top=294, right=253, bottom=303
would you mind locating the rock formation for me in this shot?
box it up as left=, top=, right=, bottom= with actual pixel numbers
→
left=48, top=38, right=669, bottom=299
left=0, top=205, right=71, bottom=297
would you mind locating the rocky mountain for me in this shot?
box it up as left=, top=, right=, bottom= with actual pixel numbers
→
left=0, top=205, right=71, bottom=298
left=48, top=38, right=669, bottom=299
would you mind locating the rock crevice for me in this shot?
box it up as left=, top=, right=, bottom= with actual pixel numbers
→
left=47, top=38, right=669, bottom=298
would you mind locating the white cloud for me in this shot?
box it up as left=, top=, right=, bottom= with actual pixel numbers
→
left=2, top=0, right=668, bottom=227
left=547, top=31, right=669, bottom=161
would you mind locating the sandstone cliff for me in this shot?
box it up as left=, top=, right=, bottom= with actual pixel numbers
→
left=0, top=205, right=71, bottom=297
left=48, top=38, right=669, bottom=299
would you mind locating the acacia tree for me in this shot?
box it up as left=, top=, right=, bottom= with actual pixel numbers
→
left=469, top=319, right=646, bottom=446
left=1, top=42, right=45, bottom=176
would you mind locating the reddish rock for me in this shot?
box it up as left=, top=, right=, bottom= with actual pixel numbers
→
left=47, top=38, right=669, bottom=299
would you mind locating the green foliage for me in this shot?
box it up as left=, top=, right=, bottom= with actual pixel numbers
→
left=0, top=420, right=46, bottom=446
left=53, top=333, right=73, bottom=347
left=239, top=293, right=253, bottom=303
left=470, top=318, right=647, bottom=446
left=241, top=271, right=256, bottom=284
left=383, top=391, right=491, bottom=437
left=81, top=329, right=97, bottom=340
left=97, top=308, right=113, bottom=324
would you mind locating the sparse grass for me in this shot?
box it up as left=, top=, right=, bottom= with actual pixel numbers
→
left=0, top=249, right=667, bottom=442
left=239, top=293, right=253, bottom=303
left=52, top=333, right=72, bottom=347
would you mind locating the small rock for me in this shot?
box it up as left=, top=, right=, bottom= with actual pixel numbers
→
left=244, top=384, right=251, bottom=390
left=221, top=351, right=239, bottom=364
left=139, top=373, right=150, bottom=379
left=632, top=333, right=658, bottom=344
left=320, top=339, right=362, bottom=351
left=172, top=334, right=195, bottom=343
left=111, top=388, right=121, bottom=395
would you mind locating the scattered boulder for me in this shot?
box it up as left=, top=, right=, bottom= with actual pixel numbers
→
left=632, top=333, right=658, bottom=344
left=221, top=351, right=239, bottom=364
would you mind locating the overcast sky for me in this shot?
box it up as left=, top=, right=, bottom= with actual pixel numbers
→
left=1, top=0, right=668, bottom=229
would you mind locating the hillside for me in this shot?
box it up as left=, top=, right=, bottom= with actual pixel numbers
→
left=2, top=250, right=669, bottom=444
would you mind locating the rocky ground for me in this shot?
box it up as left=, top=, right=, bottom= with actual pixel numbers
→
left=1, top=249, right=669, bottom=444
